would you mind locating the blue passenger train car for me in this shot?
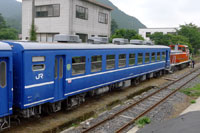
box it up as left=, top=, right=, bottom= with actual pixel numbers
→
left=0, top=42, right=13, bottom=130
left=7, top=42, right=170, bottom=117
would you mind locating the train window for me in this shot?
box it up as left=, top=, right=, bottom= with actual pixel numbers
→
left=138, top=53, right=143, bottom=65
left=145, top=53, right=150, bottom=63
left=106, top=55, right=115, bottom=70
left=119, top=54, right=126, bottom=67
left=55, top=58, right=58, bottom=79
left=157, top=52, right=160, bottom=61
left=182, top=47, right=186, bottom=52
left=32, top=56, right=45, bottom=62
left=0, top=61, right=6, bottom=88
left=91, top=55, right=102, bottom=72
left=59, top=57, right=63, bottom=78
left=72, top=56, right=86, bottom=75
left=32, top=64, right=45, bottom=71
left=129, top=53, right=135, bottom=66
left=151, top=52, right=155, bottom=62
left=162, top=52, right=166, bottom=61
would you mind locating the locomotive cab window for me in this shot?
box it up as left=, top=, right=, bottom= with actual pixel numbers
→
left=106, top=55, right=115, bottom=70
left=0, top=61, right=6, bottom=88
left=157, top=52, right=160, bottom=61
left=129, top=53, right=135, bottom=66
left=72, top=56, right=86, bottom=75
left=138, top=53, right=143, bottom=65
left=119, top=54, right=126, bottom=68
left=162, top=52, right=166, bottom=61
left=145, top=53, right=150, bottom=63
left=151, top=52, right=155, bottom=62
left=91, top=55, right=102, bottom=72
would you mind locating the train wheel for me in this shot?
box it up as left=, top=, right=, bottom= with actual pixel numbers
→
left=132, top=77, right=140, bottom=86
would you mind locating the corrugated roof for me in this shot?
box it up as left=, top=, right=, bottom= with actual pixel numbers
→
left=82, top=0, right=113, bottom=10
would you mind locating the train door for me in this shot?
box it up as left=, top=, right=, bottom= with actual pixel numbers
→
left=0, top=58, right=8, bottom=115
left=54, top=56, right=65, bottom=101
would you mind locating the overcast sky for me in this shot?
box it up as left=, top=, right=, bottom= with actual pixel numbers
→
left=17, top=0, right=200, bottom=28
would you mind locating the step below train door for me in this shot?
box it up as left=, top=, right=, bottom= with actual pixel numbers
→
left=54, top=55, right=65, bottom=101
left=0, top=58, right=8, bottom=116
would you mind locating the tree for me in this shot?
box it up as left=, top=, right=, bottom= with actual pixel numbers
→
left=29, top=21, right=37, bottom=41
left=131, top=34, right=144, bottom=40
left=0, top=13, right=6, bottom=29
left=111, top=29, right=137, bottom=41
left=149, top=32, right=171, bottom=46
left=0, top=13, right=18, bottom=40
left=111, top=19, right=118, bottom=35
left=178, top=23, right=200, bottom=54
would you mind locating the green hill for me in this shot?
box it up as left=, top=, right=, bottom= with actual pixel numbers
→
left=96, top=0, right=146, bottom=31
left=0, top=0, right=22, bottom=33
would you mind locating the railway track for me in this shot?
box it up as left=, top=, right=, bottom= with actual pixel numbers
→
left=81, top=67, right=200, bottom=133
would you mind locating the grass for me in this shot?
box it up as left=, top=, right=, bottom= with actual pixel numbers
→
left=136, top=116, right=151, bottom=128
left=190, top=100, right=196, bottom=104
left=180, top=83, right=200, bottom=97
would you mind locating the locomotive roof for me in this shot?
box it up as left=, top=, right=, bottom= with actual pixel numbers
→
left=14, top=42, right=170, bottom=50
left=0, top=42, right=12, bottom=50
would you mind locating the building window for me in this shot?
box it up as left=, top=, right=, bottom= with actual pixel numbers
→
left=98, top=12, right=108, bottom=24
left=37, top=33, right=58, bottom=42
left=35, top=4, right=60, bottom=18
left=72, top=56, right=86, bottom=75
left=119, top=54, right=126, bottom=68
left=106, top=55, right=115, bottom=70
left=76, top=5, right=88, bottom=20
left=146, top=32, right=151, bottom=37
left=91, top=55, right=102, bottom=72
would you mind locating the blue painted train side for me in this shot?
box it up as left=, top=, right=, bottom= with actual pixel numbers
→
left=7, top=42, right=170, bottom=117
left=0, top=42, right=13, bottom=130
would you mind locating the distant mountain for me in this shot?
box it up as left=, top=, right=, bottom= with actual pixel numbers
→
left=96, top=0, right=146, bottom=31
left=0, top=0, right=22, bottom=32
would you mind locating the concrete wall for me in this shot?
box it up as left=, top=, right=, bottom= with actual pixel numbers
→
left=72, top=0, right=111, bottom=37
left=139, top=28, right=177, bottom=41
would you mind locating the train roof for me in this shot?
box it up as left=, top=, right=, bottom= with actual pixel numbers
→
left=13, top=42, right=170, bottom=50
left=0, top=42, right=12, bottom=50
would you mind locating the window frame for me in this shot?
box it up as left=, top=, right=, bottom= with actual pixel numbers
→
left=91, top=55, right=102, bottom=73
left=138, top=53, right=143, bottom=65
left=157, top=52, right=161, bottom=61
left=106, top=55, right=115, bottom=70
left=118, top=54, right=126, bottom=68
left=35, top=4, right=60, bottom=18
left=129, top=53, right=135, bottom=66
left=151, top=52, right=156, bottom=62
left=72, top=56, right=86, bottom=76
left=76, top=5, right=88, bottom=20
left=98, top=12, right=108, bottom=24
left=145, top=53, right=150, bottom=63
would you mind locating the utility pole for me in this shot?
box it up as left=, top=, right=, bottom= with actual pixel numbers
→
left=32, top=0, right=35, bottom=24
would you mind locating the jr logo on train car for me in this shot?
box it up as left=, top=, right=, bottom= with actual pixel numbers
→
left=35, top=73, right=44, bottom=80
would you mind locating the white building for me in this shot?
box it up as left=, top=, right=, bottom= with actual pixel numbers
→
left=22, top=0, right=112, bottom=42
left=139, top=28, right=177, bottom=41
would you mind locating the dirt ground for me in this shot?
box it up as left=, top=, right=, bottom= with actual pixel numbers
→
left=3, top=66, right=196, bottom=133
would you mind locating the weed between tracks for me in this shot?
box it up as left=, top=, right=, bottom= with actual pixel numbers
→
left=181, top=83, right=200, bottom=97
left=136, top=116, right=151, bottom=128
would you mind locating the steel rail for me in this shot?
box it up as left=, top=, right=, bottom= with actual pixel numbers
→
left=82, top=67, right=199, bottom=133
left=115, top=69, right=200, bottom=133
